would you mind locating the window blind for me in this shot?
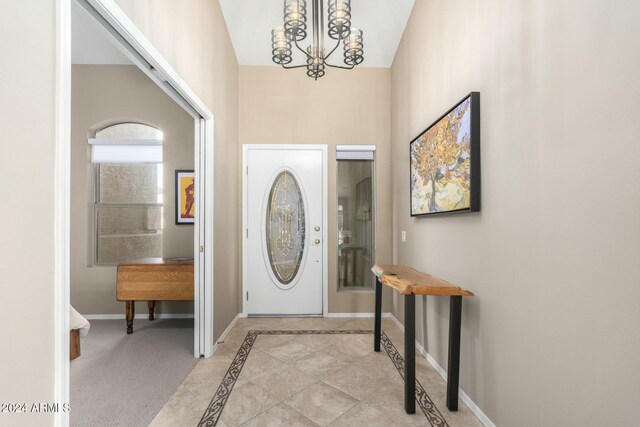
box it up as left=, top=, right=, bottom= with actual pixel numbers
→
left=89, top=138, right=162, bottom=163
left=336, top=144, right=376, bottom=160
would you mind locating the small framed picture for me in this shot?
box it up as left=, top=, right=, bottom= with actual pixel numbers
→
left=175, top=170, right=195, bottom=224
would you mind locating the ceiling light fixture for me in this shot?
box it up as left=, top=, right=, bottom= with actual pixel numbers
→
left=271, top=0, right=364, bottom=80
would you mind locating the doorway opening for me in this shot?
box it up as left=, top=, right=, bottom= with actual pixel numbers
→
left=55, top=0, right=214, bottom=425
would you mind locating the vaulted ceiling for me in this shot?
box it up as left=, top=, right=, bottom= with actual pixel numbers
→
left=72, top=1, right=414, bottom=67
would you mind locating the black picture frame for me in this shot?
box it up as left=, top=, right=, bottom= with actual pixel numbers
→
left=409, top=92, right=480, bottom=217
left=175, top=169, right=195, bottom=225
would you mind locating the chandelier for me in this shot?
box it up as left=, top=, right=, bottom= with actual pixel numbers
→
left=271, top=0, right=364, bottom=80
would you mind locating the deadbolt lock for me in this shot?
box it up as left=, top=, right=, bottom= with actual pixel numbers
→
left=314, top=226, right=320, bottom=232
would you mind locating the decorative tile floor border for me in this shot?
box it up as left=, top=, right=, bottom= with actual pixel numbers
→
left=197, top=330, right=449, bottom=427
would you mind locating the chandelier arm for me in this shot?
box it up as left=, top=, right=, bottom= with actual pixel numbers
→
left=281, top=64, right=309, bottom=69
left=323, top=38, right=342, bottom=62
left=294, top=39, right=312, bottom=59
left=325, top=63, right=355, bottom=70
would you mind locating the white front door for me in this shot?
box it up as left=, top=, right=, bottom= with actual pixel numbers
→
left=243, top=145, right=326, bottom=315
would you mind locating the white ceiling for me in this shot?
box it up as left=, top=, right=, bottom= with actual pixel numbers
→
left=219, top=0, right=415, bottom=68
left=72, top=1, right=131, bottom=65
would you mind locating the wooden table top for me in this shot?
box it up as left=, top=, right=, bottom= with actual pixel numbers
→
left=372, top=264, right=474, bottom=297
left=116, top=257, right=194, bottom=301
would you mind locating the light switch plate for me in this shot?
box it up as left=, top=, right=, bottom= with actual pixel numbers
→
left=401, top=230, right=407, bottom=243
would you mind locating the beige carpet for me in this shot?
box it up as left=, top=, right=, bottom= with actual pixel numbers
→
left=70, top=319, right=198, bottom=427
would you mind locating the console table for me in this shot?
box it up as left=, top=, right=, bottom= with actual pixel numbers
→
left=116, top=258, right=194, bottom=334
left=372, top=264, right=474, bottom=413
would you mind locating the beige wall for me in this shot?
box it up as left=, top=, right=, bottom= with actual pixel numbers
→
left=391, top=1, right=640, bottom=425
left=0, top=0, right=237, bottom=423
left=239, top=66, right=394, bottom=313
left=114, top=0, right=240, bottom=340
left=71, top=64, right=194, bottom=315
left=0, top=1, right=55, bottom=425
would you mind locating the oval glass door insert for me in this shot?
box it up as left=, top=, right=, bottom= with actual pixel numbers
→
left=266, top=170, right=306, bottom=285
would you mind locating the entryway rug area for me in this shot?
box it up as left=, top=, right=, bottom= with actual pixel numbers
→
left=70, top=319, right=198, bottom=427
left=198, top=330, right=448, bottom=427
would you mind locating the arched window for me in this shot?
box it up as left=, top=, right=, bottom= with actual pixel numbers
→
left=89, top=123, right=163, bottom=264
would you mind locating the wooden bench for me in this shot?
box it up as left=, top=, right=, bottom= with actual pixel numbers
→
left=372, top=264, right=474, bottom=414
left=116, top=258, right=194, bottom=334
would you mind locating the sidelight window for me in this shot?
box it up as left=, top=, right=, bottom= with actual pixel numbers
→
left=336, top=145, right=376, bottom=291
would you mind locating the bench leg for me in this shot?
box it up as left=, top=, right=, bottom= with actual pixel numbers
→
left=374, top=277, right=382, bottom=352
left=447, top=296, right=462, bottom=411
left=148, top=300, right=156, bottom=321
left=405, top=293, right=416, bottom=414
left=126, top=301, right=135, bottom=334
left=70, top=329, right=81, bottom=360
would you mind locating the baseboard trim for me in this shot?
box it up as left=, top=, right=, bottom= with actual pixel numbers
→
left=325, top=312, right=392, bottom=318
left=388, top=312, right=404, bottom=330
left=388, top=314, right=495, bottom=427
left=212, top=314, right=241, bottom=354
left=84, top=313, right=194, bottom=320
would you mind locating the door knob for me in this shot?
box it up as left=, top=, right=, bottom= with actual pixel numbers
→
left=314, top=239, right=321, bottom=245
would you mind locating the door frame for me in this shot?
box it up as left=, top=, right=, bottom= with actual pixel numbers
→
left=55, top=1, right=215, bottom=425
left=242, top=144, right=328, bottom=317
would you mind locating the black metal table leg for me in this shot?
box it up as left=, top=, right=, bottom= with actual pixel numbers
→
left=447, top=295, right=462, bottom=411
left=374, top=277, right=382, bottom=352
left=404, top=293, right=416, bottom=414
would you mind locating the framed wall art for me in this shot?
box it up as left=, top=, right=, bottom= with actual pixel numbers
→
left=175, top=170, right=195, bottom=224
left=410, top=92, right=480, bottom=216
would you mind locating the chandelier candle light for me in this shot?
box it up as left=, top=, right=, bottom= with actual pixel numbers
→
left=271, top=0, right=364, bottom=80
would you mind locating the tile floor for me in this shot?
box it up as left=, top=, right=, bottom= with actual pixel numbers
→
left=150, top=317, right=482, bottom=427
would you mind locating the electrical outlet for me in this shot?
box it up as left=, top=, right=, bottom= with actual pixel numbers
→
left=401, top=230, right=407, bottom=243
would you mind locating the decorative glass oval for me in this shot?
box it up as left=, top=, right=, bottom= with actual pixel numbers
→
left=266, top=171, right=306, bottom=285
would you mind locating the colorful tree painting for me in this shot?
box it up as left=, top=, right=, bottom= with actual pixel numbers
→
left=411, top=97, right=472, bottom=214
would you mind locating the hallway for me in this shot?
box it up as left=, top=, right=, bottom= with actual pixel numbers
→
left=151, top=317, right=482, bottom=426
